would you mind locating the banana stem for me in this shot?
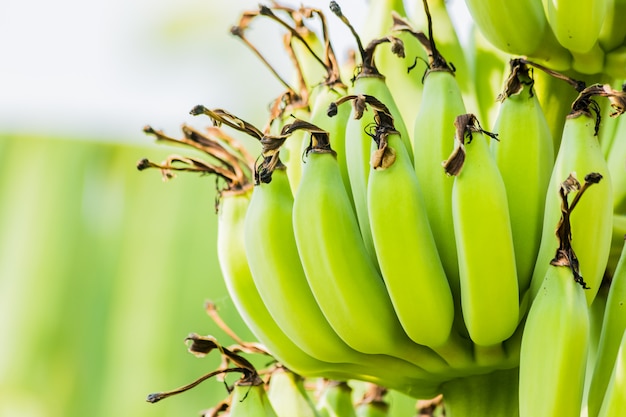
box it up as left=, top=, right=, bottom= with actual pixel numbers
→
left=440, top=368, right=520, bottom=417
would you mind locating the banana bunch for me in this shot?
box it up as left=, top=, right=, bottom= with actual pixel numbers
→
left=138, top=0, right=626, bottom=415
left=463, top=0, right=626, bottom=77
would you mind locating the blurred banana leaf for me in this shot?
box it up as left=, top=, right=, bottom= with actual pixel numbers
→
left=0, top=135, right=254, bottom=417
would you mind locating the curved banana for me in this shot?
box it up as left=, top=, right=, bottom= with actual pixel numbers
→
left=520, top=172, right=598, bottom=417
left=490, top=61, right=554, bottom=294
left=463, top=0, right=548, bottom=56
left=229, top=376, right=279, bottom=417
left=518, top=263, right=590, bottom=417
left=329, top=2, right=412, bottom=264
left=290, top=121, right=450, bottom=375
left=587, top=237, right=626, bottom=417
left=412, top=36, right=466, bottom=302
left=542, top=0, right=610, bottom=54
left=218, top=188, right=338, bottom=377
left=363, top=98, right=470, bottom=365
left=245, top=163, right=362, bottom=364
left=597, top=330, right=626, bottom=417
left=267, top=367, right=319, bottom=417
left=529, top=95, right=614, bottom=306
left=443, top=114, right=520, bottom=347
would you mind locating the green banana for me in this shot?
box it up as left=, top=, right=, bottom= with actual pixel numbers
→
left=490, top=61, right=555, bottom=294
left=329, top=1, right=413, bottom=264
left=244, top=163, right=362, bottom=364
left=463, top=0, right=548, bottom=56
left=229, top=377, right=279, bottom=417
left=529, top=93, right=614, bottom=306
left=443, top=114, right=520, bottom=347
left=289, top=121, right=449, bottom=375
left=267, top=367, right=320, bottom=417
left=597, top=330, right=626, bottom=417
left=587, top=237, right=626, bottom=417
left=519, top=172, right=596, bottom=417
left=362, top=97, right=471, bottom=366
left=316, top=381, right=357, bottom=417
left=598, top=0, right=626, bottom=52
left=518, top=264, right=589, bottom=417
left=411, top=35, right=466, bottom=302
left=541, top=0, right=610, bottom=54
left=217, top=188, right=337, bottom=377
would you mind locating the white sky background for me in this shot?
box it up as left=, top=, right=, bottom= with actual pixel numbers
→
left=0, top=0, right=469, bottom=144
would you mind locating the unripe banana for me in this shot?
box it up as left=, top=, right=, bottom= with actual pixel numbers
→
left=364, top=99, right=470, bottom=365
left=529, top=102, right=614, bottom=306
left=244, top=164, right=362, bottom=364
left=520, top=171, right=597, bottom=417
left=329, top=2, right=412, bottom=264
left=463, top=0, right=548, bottom=56
left=290, top=123, right=449, bottom=375
left=597, top=330, right=626, bottom=417
left=229, top=377, right=278, bottom=417
left=587, top=238, right=626, bottom=417
left=443, top=114, right=520, bottom=347
left=518, top=263, right=590, bottom=417
left=490, top=61, right=555, bottom=293
left=541, top=0, right=610, bottom=54
left=218, top=188, right=339, bottom=377
left=268, top=367, right=320, bottom=417
left=412, top=53, right=466, bottom=302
